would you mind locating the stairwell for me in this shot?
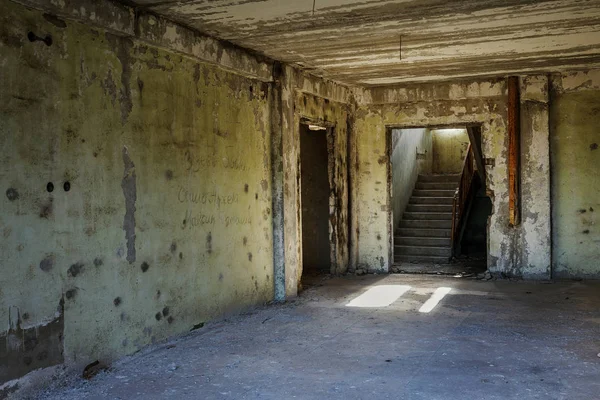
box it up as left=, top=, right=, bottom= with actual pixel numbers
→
left=394, top=174, right=460, bottom=264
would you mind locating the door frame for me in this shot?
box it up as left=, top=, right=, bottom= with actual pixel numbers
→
left=385, top=123, right=485, bottom=266
left=299, top=117, right=338, bottom=277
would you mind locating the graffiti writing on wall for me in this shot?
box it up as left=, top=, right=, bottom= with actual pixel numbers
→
left=184, top=150, right=247, bottom=172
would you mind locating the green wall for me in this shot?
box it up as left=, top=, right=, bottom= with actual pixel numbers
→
left=0, top=1, right=273, bottom=381
left=551, top=86, right=600, bottom=278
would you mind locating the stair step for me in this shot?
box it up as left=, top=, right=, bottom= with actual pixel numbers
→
left=399, top=219, right=452, bottom=229
left=394, top=255, right=451, bottom=264
left=395, top=228, right=451, bottom=238
left=413, top=189, right=456, bottom=197
left=403, top=212, right=452, bottom=221
left=395, top=245, right=451, bottom=257
left=406, top=204, right=453, bottom=213
left=418, top=174, right=461, bottom=183
left=416, top=182, right=458, bottom=190
left=394, top=237, right=451, bottom=247
left=410, top=197, right=454, bottom=205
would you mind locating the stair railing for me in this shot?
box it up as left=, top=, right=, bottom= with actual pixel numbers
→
left=450, top=143, right=475, bottom=258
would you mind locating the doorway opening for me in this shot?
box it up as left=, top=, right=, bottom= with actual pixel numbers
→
left=388, top=125, right=490, bottom=275
left=300, top=122, right=332, bottom=286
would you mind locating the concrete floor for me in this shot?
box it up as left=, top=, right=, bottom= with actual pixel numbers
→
left=31, top=274, right=600, bottom=400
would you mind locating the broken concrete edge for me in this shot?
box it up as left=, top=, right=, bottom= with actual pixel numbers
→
left=550, top=69, right=600, bottom=94
left=0, top=364, right=67, bottom=400
left=11, top=0, right=273, bottom=82
left=0, top=299, right=269, bottom=398
left=10, top=0, right=362, bottom=94
left=364, top=76, right=508, bottom=104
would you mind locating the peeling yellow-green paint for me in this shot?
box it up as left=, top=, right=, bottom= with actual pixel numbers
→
left=0, top=0, right=273, bottom=378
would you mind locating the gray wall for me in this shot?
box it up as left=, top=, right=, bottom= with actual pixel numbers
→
left=390, top=128, right=432, bottom=233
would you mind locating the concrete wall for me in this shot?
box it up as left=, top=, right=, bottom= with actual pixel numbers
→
left=431, top=128, right=470, bottom=174
left=351, top=77, right=552, bottom=279
left=2, top=0, right=599, bottom=386
left=282, top=69, right=350, bottom=293
left=550, top=70, right=600, bottom=279
left=0, top=0, right=278, bottom=383
left=0, top=0, right=354, bottom=382
left=390, top=128, right=432, bottom=233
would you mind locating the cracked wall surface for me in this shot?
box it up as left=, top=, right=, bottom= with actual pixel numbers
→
left=0, top=0, right=275, bottom=383
left=352, top=77, right=555, bottom=279
left=550, top=70, right=600, bottom=279
left=281, top=66, right=350, bottom=295
left=2, top=0, right=600, bottom=388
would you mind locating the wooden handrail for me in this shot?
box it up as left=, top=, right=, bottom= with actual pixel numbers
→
left=450, top=143, right=475, bottom=258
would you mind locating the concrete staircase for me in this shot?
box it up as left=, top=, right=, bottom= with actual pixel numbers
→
left=394, top=174, right=460, bottom=264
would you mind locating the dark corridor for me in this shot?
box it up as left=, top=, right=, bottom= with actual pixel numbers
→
left=300, top=123, right=331, bottom=277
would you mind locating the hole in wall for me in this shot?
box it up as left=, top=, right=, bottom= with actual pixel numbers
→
left=27, top=31, right=52, bottom=46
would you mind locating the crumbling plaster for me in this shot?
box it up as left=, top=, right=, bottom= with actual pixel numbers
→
left=1, top=0, right=277, bottom=382
left=2, top=0, right=600, bottom=387
left=0, top=0, right=355, bottom=382
left=281, top=66, right=351, bottom=295
left=351, top=77, right=553, bottom=279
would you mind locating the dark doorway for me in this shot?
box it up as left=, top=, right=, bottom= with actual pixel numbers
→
left=300, top=123, right=331, bottom=280
left=388, top=125, right=490, bottom=275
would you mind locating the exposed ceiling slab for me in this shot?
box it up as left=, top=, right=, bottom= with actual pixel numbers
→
left=125, top=0, right=600, bottom=85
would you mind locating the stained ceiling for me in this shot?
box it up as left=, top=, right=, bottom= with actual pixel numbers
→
left=126, top=0, right=600, bottom=86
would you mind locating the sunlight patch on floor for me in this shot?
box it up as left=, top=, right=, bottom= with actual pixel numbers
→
left=419, top=287, right=452, bottom=313
left=346, top=285, right=411, bottom=308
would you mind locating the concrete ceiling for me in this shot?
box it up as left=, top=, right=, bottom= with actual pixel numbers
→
left=126, top=0, right=600, bottom=86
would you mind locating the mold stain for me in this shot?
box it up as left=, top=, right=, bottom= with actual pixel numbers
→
left=141, top=262, right=149, bottom=272
left=5, top=188, right=19, bottom=201
left=113, top=297, right=122, bottom=306
left=121, top=146, right=137, bottom=264
left=206, top=232, right=212, bottom=254
left=39, top=255, right=55, bottom=272
left=42, top=13, right=67, bottom=28
left=39, top=199, right=53, bottom=219
left=67, top=262, right=84, bottom=277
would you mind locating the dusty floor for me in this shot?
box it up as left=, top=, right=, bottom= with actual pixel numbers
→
left=26, top=274, right=600, bottom=400
left=391, top=254, right=488, bottom=277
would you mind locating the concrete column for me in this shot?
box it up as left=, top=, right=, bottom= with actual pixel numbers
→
left=518, top=75, right=551, bottom=279
left=270, top=62, right=286, bottom=302
left=282, top=66, right=300, bottom=297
